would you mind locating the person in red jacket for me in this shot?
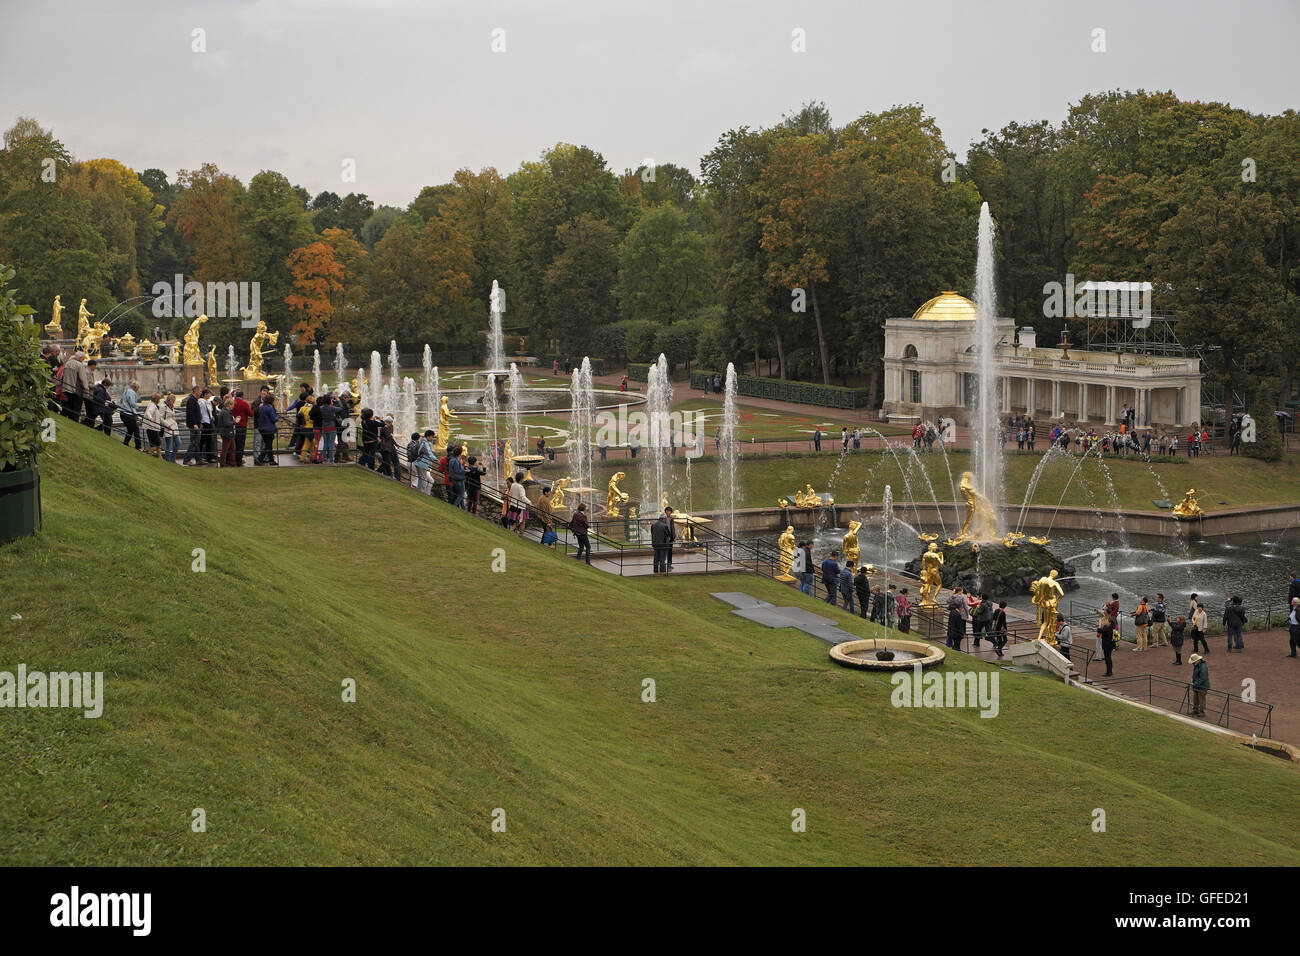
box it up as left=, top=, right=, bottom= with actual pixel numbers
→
left=230, top=389, right=252, bottom=466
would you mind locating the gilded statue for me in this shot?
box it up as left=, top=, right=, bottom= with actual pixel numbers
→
left=777, top=525, right=797, bottom=582
left=75, top=298, right=94, bottom=349
left=137, top=338, right=158, bottom=362
left=778, top=497, right=790, bottom=509
left=502, top=440, right=513, bottom=484
left=952, top=471, right=999, bottom=544
left=1030, top=569, right=1064, bottom=645
left=45, top=295, right=64, bottom=336
left=919, top=542, right=944, bottom=607
left=1001, top=531, right=1025, bottom=548
left=843, top=519, right=862, bottom=569
left=918, top=532, right=940, bottom=543
left=605, top=471, right=630, bottom=518
left=1172, top=489, right=1203, bottom=518
left=1028, top=535, right=1051, bottom=546
left=243, top=320, right=279, bottom=380
left=182, top=315, right=208, bottom=365
left=83, top=322, right=110, bottom=358
left=795, top=485, right=822, bottom=509
left=205, top=346, right=219, bottom=387
left=549, top=476, right=573, bottom=513
left=435, top=395, right=457, bottom=452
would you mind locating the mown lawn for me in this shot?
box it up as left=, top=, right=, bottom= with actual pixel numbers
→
left=1, top=424, right=1297, bottom=865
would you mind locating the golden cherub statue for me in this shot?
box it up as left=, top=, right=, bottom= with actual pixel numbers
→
left=777, top=525, right=797, bottom=582
left=1028, top=535, right=1051, bottom=546
left=1031, top=569, right=1064, bottom=645
left=778, top=497, right=790, bottom=509
left=1001, top=531, right=1025, bottom=548
left=243, top=320, right=279, bottom=380
left=843, top=519, right=862, bottom=568
left=605, top=471, right=630, bottom=518
left=435, top=395, right=457, bottom=452
left=1172, top=488, right=1203, bottom=518
left=45, top=295, right=64, bottom=336
left=919, top=541, right=944, bottom=607
left=75, top=298, right=94, bottom=349
left=205, top=346, right=219, bottom=387
left=182, top=314, right=208, bottom=365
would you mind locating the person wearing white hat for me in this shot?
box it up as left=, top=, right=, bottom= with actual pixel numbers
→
left=1189, top=653, right=1209, bottom=717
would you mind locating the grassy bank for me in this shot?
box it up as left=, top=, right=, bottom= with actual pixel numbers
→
left=1, top=424, right=1297, bottom=865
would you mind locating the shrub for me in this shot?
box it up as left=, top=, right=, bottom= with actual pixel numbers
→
left=0, top=265, right=47, bottom=471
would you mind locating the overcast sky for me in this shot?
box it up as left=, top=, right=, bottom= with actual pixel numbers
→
left=2, top=0, right=1296, bottom=207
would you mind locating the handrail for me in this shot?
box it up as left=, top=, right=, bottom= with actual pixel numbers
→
left=1094, top=673, right=1273, bottom=738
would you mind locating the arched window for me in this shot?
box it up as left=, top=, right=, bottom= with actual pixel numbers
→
left=903, top=344, right=919, bottom=359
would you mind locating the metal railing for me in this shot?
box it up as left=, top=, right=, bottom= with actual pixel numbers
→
left=1092, top=673, right=1273, bottom=738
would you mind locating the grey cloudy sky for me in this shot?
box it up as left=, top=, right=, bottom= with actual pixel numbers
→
left=2, top=0, right=1296, bottom=206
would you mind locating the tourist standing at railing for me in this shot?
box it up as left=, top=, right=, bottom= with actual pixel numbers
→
left=119, top=380, right=142, bottom=450
left=662, top=506, right=676, bottom=570
left=411, top=431, right=435, bottom=494
left=1190, top=654, right=1209, bottom=717
left=813, top=427, right=822, bottom=452
left=946, top=596, right=965, bottom=650
left=319, top=392, right=338, bottom=464
left=572, top=502, right=592, bottom=564
left=448, top=445, right=467, bottom=508
left=820, top=551, right=840, bottom=605
left=200, top=387, right=218, bottom=463
left=990, top=601, right=1008, bottom=656
left=359, top=409, right=378, bottom=469
left=508, top=471, right=530, bottom=536
left=971, top=593, right=992, bottom=647
left=143, top=392, right=164, bottom=459
left=56, top=350, right=86, bottom=421
left=378, top=415, right=398, bottom=478
left=838, top=561, right=855, bottom=614
left=1097, top=614, right=1116, bottom=676
left=1170, top=616, right=1186, bottom=665
left=1102, top=593, right=1121, bottom=642
left=897, top=588, right=912, bottom=633
left=216, top=396, right=237, bottom=468
left=870, top=585, right=886, bottom=624
left=231, top=389, right=251, bottom=466
left=161, top=393, right=179, bottom=462
left=297, top=396, right=316, bottom=463
left=1132, top=596, right=1150, bottom=652
left=308, top=393, right=326, bottom=463
left=181, top=385, right=203, bottom=466
left=254, top=395, right=279, bottom=465
left=465, top=455, right=485, bottom=513
left=853, top=564, right=870, bottom=618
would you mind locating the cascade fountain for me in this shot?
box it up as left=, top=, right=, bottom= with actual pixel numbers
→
left=281, top=343, right=293, bottom=406
left=643, top=354, right=672, bottom=512
left=569, top=358, right=596, bottom=501
left=972, top=201, right=1004, bottom=531
left=720, top=363, right=740, bottom=549
left=312, top=349, right=322, bottom=395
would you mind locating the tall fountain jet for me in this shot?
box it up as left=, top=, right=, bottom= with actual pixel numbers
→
left=313, top=349, right=322, bottom=396
left=972, top=201, right=1004, bottom=535
left=487, top=280, right=507, bottom=375
left=720, top=363, right=740, bottom=549
left=334, top=343, right=347, bottom=388
left=643, top=354, right=672, bottom=513
left=569, top=358, right=596, bottom=502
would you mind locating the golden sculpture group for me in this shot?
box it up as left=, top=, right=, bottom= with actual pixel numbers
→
left=243, top=320, right=279, bottom=380
left=1172, top=488, right=1203, bottom=518
left=951, top=471, right=999, bottom=544
left=793, top=485, right=831, bottom=508
left=605, top=472, right=629, bottom=517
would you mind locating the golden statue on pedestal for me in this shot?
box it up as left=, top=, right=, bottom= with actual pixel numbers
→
left=605, top=471, right=629, bottom=517
left=182, top=315, right=208, bottom=366
left=951, top=471, right=999, bottom=544
left=435, top=395, right=457, bottom=452
left=205, top=346, right=219, bottom=387
left=75, top=298, right=94, bottom=349
left=1031, top=569, right=1064, bottom=645
left=243, top=320, right=279, bottom=380
left=549, top=476, right=573, bottom=513
left=45, top=295, right=64, bottom=336
left=919, top=542, right=944, bottom=607
left=1172, top=489, right=1203, bottom=518
left=777, top=525, right=797, bottom=582
left=843, top=519, right=862, bottom=568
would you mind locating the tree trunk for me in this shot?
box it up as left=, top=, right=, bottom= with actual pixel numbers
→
left=774, top=329, right=787, bottom=380
left=810, top=284, right=830, bottom=385
left=867, top=363, right=879, bottom=409
left=753, top=344, right=760, bottom=378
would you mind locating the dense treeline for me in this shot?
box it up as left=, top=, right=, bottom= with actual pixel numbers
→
left=1, top=91, right=1296, bottom=405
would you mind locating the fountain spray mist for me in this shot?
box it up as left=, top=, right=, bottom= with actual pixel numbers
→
left=721, top=363, right=740, bottom=551
left=643, top=354, right=672, bottom=512
left=570, top=358, right=596, bottom=501
left=973, top=202, right=1004, bottom=533
left=334, top=343, right=346, bottom=387
left=312, top=349, right=322, bottom=396
left=281, top=343, right=293, bottom=406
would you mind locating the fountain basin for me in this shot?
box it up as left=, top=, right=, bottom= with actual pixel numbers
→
left=444, top=386, right=642, bottom=413
left=829, top=639, right=945, bottom=671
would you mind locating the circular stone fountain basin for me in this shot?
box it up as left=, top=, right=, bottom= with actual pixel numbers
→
left=829, top=639, right=945, bottom=671
left=444, top=387, right=644, bottom=413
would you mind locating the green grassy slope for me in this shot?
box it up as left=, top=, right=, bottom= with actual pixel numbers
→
left=1, top=424, right=1297, bottom=865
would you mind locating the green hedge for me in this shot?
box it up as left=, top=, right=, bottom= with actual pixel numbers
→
left=689, top=369, right=873, bottom=409
left=627, top=363, right=652, bottom=383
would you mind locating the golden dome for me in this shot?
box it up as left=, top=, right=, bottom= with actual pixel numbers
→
left=912, top=291, right=976, bottom=321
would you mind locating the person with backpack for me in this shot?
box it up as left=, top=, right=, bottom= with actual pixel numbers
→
left=1131, top=597, right=1150, bottom=652
left=216, top=395, right=238, bottom=467
left=1150, top=594, right=1169, bottom=647
left=410, top=431, right=435, bottom=494
left=318, top=392, right=338, bottom=464
left=838, top=561, right=856, bottom=615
